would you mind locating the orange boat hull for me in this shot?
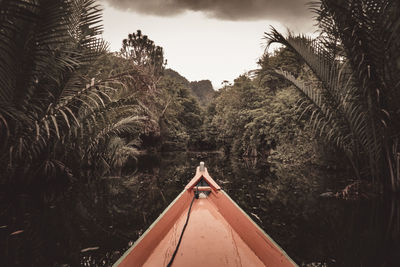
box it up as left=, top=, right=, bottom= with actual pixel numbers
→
left=114, top=166, right=297, bottom=267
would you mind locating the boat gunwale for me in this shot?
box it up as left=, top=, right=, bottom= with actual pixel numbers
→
left=218, top=189, right=298, bottom=266
left=112, top=189, right=188, bottom=267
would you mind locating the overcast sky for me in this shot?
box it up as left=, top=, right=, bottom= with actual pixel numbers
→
left=101, top=0, right=316, bottom=89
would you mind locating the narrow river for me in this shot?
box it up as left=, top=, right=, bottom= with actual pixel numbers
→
left=1, top=152, right=400, bottom=266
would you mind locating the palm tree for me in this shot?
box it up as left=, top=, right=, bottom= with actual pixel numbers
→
left=0, top=0, right=155, bottom=185
left=264, top=0, right=400, bottom=191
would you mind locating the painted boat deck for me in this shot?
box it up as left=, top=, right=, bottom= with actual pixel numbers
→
left=143, top=196, right=265, bottom=267
left=114, top=165, right=296, bottom=267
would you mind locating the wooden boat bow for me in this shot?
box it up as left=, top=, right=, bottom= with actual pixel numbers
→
left=113, top=163, right=297, bottom=267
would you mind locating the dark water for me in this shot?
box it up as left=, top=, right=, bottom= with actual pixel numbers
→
left=1, top=152, right=400, bottom=267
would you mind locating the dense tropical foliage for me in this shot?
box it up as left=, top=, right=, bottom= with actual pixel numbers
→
left=0, top=1, right=190, bottom=187
left=2, top=0, right=399, bottom=194
left=3, top=0, right=400, bottom=266
left=0, top=0, right=138, bottom=185
left=208, top=74, right=300, bottom=158
left=0, top=0, right=215, bottom=189
left=265, top=0, right=400, bottom=191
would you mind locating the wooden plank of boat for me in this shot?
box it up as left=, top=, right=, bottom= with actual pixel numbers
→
left=113, top=163, right=297, bottom=267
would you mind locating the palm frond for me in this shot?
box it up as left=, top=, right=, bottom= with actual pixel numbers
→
left=264, top=0, right=400, bottom=187
left=265, top=26, right=383, bottom=180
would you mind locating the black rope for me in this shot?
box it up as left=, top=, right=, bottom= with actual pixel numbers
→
left=166, top=191, right=197, bottom=267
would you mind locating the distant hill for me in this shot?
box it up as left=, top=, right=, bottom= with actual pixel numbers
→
left=164, top=69, right=190, bottom=86
left=164, top=68, right=214, bottom=107
left=189, top=80, right=214, bottom=106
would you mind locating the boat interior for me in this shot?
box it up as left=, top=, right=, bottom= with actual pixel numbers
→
left=114, top=166, right=296, bottom=267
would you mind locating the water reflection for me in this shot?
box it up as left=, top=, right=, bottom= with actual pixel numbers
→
left=1, top=152, right=400, bottom=266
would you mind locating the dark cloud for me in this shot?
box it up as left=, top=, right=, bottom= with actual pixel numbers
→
left=104, top=0, right=314, bottom=30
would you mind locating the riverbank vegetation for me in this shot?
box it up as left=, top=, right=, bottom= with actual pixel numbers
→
left=0, top=0, right=208, bottom=188
left=206, top=0, right=400, bottom=193
left=264, top=0, right=400, bottom=191
left=1, top=0, right=399, bottom=194
left=2, top=1, right=400, bottom=266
